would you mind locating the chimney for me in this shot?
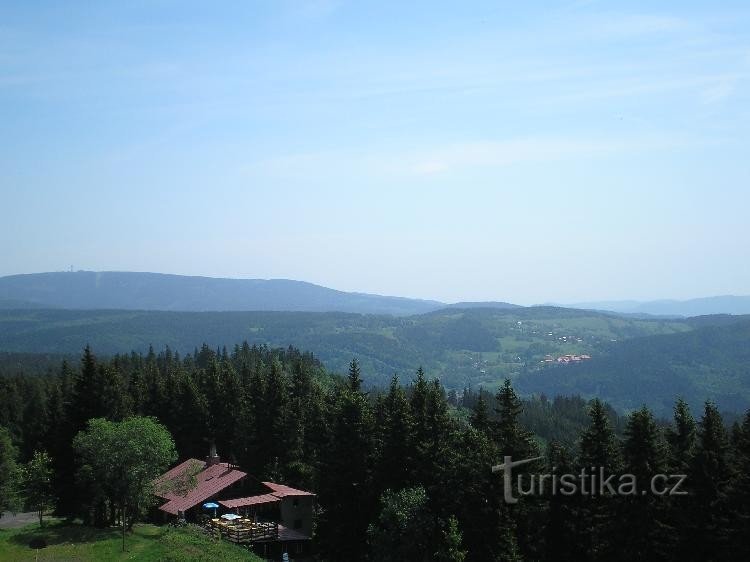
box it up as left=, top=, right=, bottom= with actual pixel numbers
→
left=206, top=441, right=221, bottom=467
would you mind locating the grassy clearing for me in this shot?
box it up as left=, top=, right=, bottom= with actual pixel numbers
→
left=0, top=520, right=263, bottom=561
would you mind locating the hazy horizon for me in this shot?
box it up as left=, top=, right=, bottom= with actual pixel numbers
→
left=1, top=269, right=748, bottom=308
left=2, top=1, right=749, bottom=304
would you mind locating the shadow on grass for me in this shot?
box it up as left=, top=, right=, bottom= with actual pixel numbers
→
left=9, top=521, right=123, bottom=549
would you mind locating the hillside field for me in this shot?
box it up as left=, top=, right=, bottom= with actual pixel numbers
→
left=0, top=520, right=262, bottom=562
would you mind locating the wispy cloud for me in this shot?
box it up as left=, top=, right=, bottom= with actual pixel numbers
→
left=406, top=134, right=695, bottom=176
left=244, top=133, right=700, bottom=182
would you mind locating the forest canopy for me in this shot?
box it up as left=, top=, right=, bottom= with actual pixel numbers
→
left=2, top=343, right=750, bottom=560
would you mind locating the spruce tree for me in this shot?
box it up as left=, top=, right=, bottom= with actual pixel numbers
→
left=409, top=366, right=431, bottom=483
left=544, top=441, right=583, bottom=562
left=317, top=387, right=375, bottom=561
left=469, top=388, right=490, bottom=434
left=437, top=426, right=500, bottom=562
left=576, top=399, right=621, bottom=561
left=493, top=379, right=536, bottom=460
left=667, top=397, right=696, bottom=473
left=617, top=406, right=670, bottom=561
left=728, top=409, right=750, bottom=559
left=377, top=374, right=414, bottom=492
left=70, top=345, right=101, bottom=431
left=0, top=426, right=22, bottom=515
left=491, top=379, right=540, bottom=560
left=347, top=358, right=363, bottom=392
left=20, top=381, right=48, bottom=461
left=684, top=402, right=732, bottom=561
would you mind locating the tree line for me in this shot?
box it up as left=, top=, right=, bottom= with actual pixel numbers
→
left=1, top=343, right=750, bottom=561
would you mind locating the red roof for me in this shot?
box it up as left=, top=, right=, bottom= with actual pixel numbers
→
left=262, top=482, right=316, bottom=498
left=155, top=459, right=247, bottom=515
left=219, top=494, right=280, bottom=509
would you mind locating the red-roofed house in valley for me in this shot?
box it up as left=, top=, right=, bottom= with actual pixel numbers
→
left=154, top=448, right=315, bottom=560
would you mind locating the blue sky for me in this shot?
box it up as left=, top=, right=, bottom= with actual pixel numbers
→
left=1, top=1, right=749, bottom=304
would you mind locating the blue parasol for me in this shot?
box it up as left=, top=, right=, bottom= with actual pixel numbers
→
left=203, top=502, right=219, bottom=517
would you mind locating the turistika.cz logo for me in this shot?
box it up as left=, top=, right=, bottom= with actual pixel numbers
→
left=491, top=455, right=687, bottom=504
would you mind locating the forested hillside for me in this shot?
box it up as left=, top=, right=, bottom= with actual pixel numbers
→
left=516, top=318, right=750, bottom=416
left=0, top=307, right=692, bottom=390
left=2, top=344, right=749, bottom=561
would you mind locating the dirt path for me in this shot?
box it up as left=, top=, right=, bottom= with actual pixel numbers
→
left=0, top=512, right=39, bottom=529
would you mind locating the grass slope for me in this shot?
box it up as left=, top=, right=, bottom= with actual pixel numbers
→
left=0, top=520, right=263, bottom=561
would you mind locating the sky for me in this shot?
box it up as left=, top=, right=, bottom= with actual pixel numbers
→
left=1, top=1, right=749, bottom=305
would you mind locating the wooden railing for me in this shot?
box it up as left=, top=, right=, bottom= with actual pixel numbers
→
left=208, top=518, right=279, bottom=544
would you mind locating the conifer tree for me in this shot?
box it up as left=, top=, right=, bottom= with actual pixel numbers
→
left=544, top=441, right=583, bottom=561
left=409, top=366, right=430, bottom=470
left=216, top=359, right=243, bottom=460
left=410, top=366, right=429, bottom=419
left=576, top=398, right=621, bottom=561
left=70, top=345, right=102, bottom=431
left=728, top=409, right=750, bottom=559
left=128, top=367, right=146, bottom=415
left=469, top=388, right=490, bottom=434
left=239, top=368, right=267, bottom=475
left=493, top=379, right=536, bottom=460
left=0, top=426, right=21, bottom=515
left=667, top=398, right=696, bottom=473
left=98, top=365, right=131, bottom=421
left=437, top=426, right=501, bottom=562
left=317, top=386, right=375, bottom=561
left=172, top=375, right=209, bottom=460
left=617, top=406, right=670, bottom=561
left=347, top=358, right=363, bottom=392
left=684, top=402, right=732, bottom=560
left=490, top=380, right=541, bottom=559
left=377, top=374, right=414, bottom=492
left=420, top=379, right=453, bottom=490
left=20, top=382, right=48, bottom=461
left=261, top=359, right=289, bottom=474
left=495, top=507, right=523, bottom=562
left=284, top=361, right=312, bottom=478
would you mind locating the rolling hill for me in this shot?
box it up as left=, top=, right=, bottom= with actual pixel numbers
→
left=0, top=306, right=694, bottom=392
left=2, top=271, right=748, bottom=416
left=0, top=271, right=443, bottom=315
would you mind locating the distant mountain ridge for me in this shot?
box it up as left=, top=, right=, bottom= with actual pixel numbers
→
left=563, top=295, right=750, bottom=317
left=446, top=301, right=522, bottom=310
left=2, top=271, right=746, bottom=318
left=0, top=271, right=445, bottom=316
